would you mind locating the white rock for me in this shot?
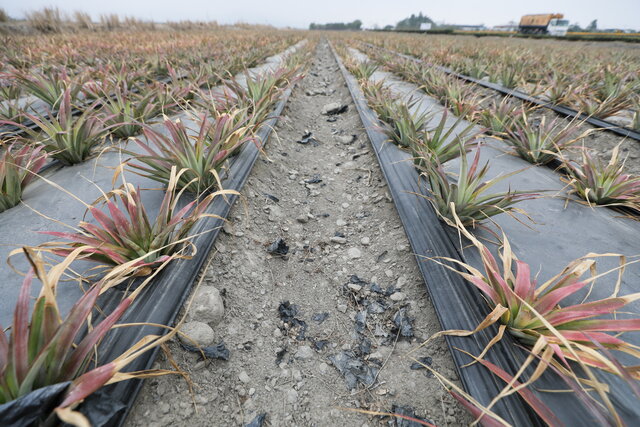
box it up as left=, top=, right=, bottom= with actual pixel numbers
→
left=390, top=292, right=406, bottom=301
left=337, top=304, right=348, bottom=313
left=318, top=362, right=329, bottom=374
left=336, top=219, right=347, bottom=226
left=330, top=236, right=347, bottom=244
left=295, top=345, right=314, bottom=360
left=296, top=215, right=309, bottom=224
left=347, top=283, right=362, bottom=292
left=286, top=388, right=299, bottom=403
left=360, top=236, right=370, bottom=245
left=189, top=286, right=224, bottom=325
left=238, top=371, right=251, bottom=384
left=178, top=321, right=215, bottom=347
left=348, top=248, right=362, bottom=259
left=396, top=275, right=407, bottom=288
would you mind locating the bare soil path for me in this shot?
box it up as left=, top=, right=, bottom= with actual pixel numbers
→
left=126, top=40, right=467, bottom=427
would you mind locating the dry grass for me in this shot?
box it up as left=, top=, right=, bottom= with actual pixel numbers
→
left=26, top=7, right=64, bottom=33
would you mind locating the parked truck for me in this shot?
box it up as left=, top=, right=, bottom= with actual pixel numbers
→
left=519, top=14, right=569, bottom=36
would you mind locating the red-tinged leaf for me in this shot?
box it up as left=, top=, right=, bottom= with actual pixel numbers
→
left=0, top=325, right=9, bottom=378
left=534, top=279, right=588, bottom=315
left=562, top=318, right=640, bottom=332
left=88, top=206, right=117, bottom=236
left=513, top=260, right=533, bottom=300
left=13, top=269, right=34, bottom=384
left=474, top=358, right=564, bottom=427
left=63, top=294, right=132, bottom=378
left=556, top=330, right=626, bottom=346
left=105, top=200, right=131, bottom=238
left=46, top=285, right=101, bottom=383
left=546, top=298, right=628, bottom=326
left=467, top=276, right=499, bottom=302
left=449, top=391, right=505, bottom=427
left=59, top=362, right=116, bottom=408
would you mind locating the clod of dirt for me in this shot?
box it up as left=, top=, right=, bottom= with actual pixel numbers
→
left=328, top=350, right=379, bottom=390
left=178, top=321, right=215, bottom=346
left=391, top=404, right=434, bottom=427
left=321, top=102, right=348, bottom=115
left=267, top=238, right=289, bottom=256
left=336, top=134, right=356, bottom=144
left=278, top=301, right=307, bottom=340
left=188, top=286, right=224, bottom=325
left=393, top=307, right=414, bottom=338
left=245, top=413, right=267, bottom=427
left=410, top=356, right=433, bottom=370
left=180, top=341, right=230, bottom=361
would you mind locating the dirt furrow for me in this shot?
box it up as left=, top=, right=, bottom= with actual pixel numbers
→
left=127, top=40, right=467, bottom=427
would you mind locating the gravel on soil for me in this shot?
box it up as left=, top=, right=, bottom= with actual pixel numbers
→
left=125, top=40, right=469, bottom=427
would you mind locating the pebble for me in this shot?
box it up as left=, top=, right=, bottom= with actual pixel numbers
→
left=396, top=275, right=407, bottom=288
left=341, top=203, right=350, bottom=208
left=296, top=214, right=309, bottom=224
left=360, top=236, right=370, bottom=245
left=188, top=286, right=224, bottom=325
left=337, top=134, right=355, bottom=144
left=286, top=388, right=299, bottom=403
left=347, top=283, right=362, bottom=292
left=318, top=362, right=329, bottom=374
left=321, top=102, right=346, bottom=115
left=336, top=219, right=347, bottom=226
left=178, top=321, right=215, bottom=347
left=238, top=371, right=251, bottom=384
left=390, top=292, right=406, bottom=301
left=337, top=304, right=348, bottom=313
left=295, top=345, right=315, bottom=360
left=347, top=248, right=362, bottom=259
left=330, top=236, right=347, bottom=244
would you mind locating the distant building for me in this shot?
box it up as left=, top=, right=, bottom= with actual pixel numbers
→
left=493, top=24, right=518, bottom=32
left=449, top=24, right=486, bottom=31
left=419, top=22, right=432, bottom=30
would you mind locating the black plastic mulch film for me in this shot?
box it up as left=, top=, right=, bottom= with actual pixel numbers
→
left=361, top=42, right=640, bottom=142
left=329, top=41, right=640, bottom=426
left=71, top=84, right=295, bottom=427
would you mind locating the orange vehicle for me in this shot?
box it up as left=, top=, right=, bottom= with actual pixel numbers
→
left=519, top=14, right=569, bottom=36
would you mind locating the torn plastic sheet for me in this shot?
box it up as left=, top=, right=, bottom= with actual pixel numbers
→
left=181, top=341, right=230, bottom=361
left=391, top=404, right=434, bottom=427
left=328, top=351, right=379, bottom=390
left=0, top=381, right=69, bottom=427
left=245, top=413, right=267, bottom=427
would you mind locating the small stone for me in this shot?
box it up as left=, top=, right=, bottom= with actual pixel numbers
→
left=178, top=321, right=215, bottom=347
left=189, top=286, right=224, bottom=325
left=337, top=304, right=348, bottom=313
left=296, top=215, right=309, bottom=224
left=360, top=237, right=370, bottom=246
left=330, top=236, right=347, bottom=244
left=273, top=328, right=283, bottom=338
left=347, top=283, right=362, bottom=292
left=318, top=362, right=329, bottom=374
left=321, top=102, right=347, bottom=115
left=396, top=275, right=407, bottom=288
left=295, top=345, right=314, bottom=360
left=249, top=388, right=256, bottom=396
left=286, top=388, right=299, bottom=403
left=347, top=248, right=362, bottom=259
left=384, top=269, right=394, bottom=278
left=390, top=292, right=406, bottom=301
left=337, top=134, right=355, bottom=144
left=238, top=371, right=251, bottom=384
left=336, top=219, right=347, bottom=227
left=341, top=202, right=350, bottom=209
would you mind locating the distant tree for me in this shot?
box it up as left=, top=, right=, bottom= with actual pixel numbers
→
left=396, top=12, right=434, bottom=30
left=568, top=22, right=583, bottom=32
left=586, top=19, right=598, bottom=31
left=309, top=19, right=362, bottom=31
left=383, top=24, right=394, bottom=30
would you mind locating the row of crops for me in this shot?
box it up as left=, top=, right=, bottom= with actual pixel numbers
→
left=352, top=32, right=640, bottom=128
left=333, top=35, right=640, bottom=425
left=0, top=29, right=308, bottom=425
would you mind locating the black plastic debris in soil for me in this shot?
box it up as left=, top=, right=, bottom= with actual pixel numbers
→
left=262, top=193, right=280, bottom=203
left=245, top=413, right=267, bottom=427
left=267, top=238, right=289, bottom=256
left=278, top=301, right=307, bottom=340
left=391, top=404, right=434, bottom=427
left=304, top=174, right=323, bottom=184
left=328, top=351, right=379, bottom=390
left=181, top=341, right=230, bottom=361
left=312, top=312, right=330, bottom=323
left=296, top=131, right=319, bottom=146
left=0, top=381, right=70, bottom=427
left=393, top=307, right=414, bottom=338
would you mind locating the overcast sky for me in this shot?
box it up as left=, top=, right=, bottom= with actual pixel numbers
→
left=5, top=0, right=639, bottom=30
